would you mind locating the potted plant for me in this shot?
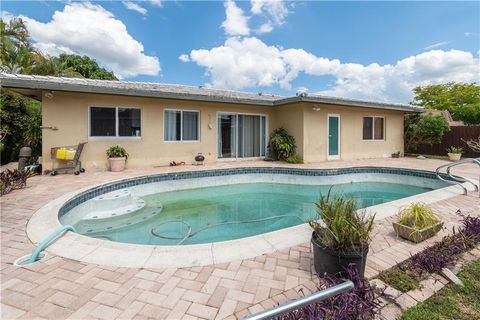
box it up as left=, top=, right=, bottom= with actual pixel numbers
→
left=106, top=145, right=129, bottom=172
left=309, top=190, right=375, bottom=278
left=392, top=203, right=443, bottom=243
left=446, top=146, right=463, bottom=161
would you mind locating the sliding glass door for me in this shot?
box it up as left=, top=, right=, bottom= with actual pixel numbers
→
left=218, top=113, right=266, bottom=159
left=218, top=114, right=237, bottom=158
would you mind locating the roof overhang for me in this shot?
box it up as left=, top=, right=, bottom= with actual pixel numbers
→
left=0, top=73, right=424, bottom=113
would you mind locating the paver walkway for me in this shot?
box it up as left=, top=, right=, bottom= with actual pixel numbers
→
left=1, top=158, right=478, bottom=319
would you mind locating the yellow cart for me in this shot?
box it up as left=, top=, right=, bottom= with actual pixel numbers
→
left=50, top=142, right=87, bottom=176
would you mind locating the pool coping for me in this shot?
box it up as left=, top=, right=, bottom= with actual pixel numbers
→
left=25, top=167, right=477, bottom=268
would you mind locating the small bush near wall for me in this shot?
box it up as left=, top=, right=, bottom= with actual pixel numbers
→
left=268, top=127, right=299, bottom=161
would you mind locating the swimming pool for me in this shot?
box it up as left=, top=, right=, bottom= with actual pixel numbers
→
left=59, top=167, right=449, bottom=246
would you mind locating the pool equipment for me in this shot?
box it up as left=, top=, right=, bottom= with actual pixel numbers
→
left=28, top=225, right=76, bottom=264
left=151, top=214, right=304, bottom=245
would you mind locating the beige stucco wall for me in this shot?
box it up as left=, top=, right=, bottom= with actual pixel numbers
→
left=41, top=91, right=275, bottom=171
left=41, top=91, right=405, bottom=171
left=302, top=104, right=404, bottom=162
left=271, top=104, right=305, bottom=158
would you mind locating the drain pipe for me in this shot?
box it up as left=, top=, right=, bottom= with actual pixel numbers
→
left=28, top=225, right=76, bottom=264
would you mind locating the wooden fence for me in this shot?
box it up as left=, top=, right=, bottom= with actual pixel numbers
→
left=415, top=126, right=480, bottom=158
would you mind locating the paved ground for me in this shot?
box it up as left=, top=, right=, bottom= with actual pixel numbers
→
left=1, top=158, right=478, bottom=319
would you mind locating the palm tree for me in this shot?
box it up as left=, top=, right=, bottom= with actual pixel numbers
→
left=0, top=18, right=42, bottom=74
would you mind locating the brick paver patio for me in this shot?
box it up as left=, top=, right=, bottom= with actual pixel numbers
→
left=1, top=158, right=478, bottom=319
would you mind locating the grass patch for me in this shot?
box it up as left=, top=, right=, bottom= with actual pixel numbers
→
left=400, top=259, right=480, bottom=320
left=378, top=267, right=420, bottom=292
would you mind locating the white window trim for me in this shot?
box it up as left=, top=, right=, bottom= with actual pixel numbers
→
left=216, top=111, right=268, bottom=160
left=88, top=106, right=142, bottom=140
left=362, top=116, right=385, bottom=141
left=327, top=113, right=341, bottom=160
left=163, top=109, right=201, bottom=143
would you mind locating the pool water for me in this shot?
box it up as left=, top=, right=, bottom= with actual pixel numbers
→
left=80, top=182, right=435, bottom=245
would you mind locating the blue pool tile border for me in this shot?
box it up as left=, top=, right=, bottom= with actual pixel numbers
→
left=58, top=167, right=451, bottom=218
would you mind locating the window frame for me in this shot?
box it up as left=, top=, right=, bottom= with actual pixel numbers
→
left=163, top=108, right=201, bottom=143
left=216, top=111, right=269, bottom=160
left=88, top=106, right=142, bottom=141
left=362, top=116, right=385, bottom=141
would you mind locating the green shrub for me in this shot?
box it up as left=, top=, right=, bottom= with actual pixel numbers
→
left=398, top=203, right=441, bottom=231
left=411, top=82, right=480, bottom=125
left=286, top=154, right=303, bottom=164
left=106, top=145, right=129, bottom=159
left=309, top=189, right=375, bottom=253
left=268, top=127, right=297, bottom=161
left=404, top=114, right=450, bottom=152
left=446, top=146, right=463, bottom=154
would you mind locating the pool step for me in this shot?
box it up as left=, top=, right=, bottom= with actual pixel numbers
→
left=82, top=198, right=146, bottom=220
left=91, top=189, right=136, bottom=212
left=82, top=188, right=149, bottom=221
left=75, top=199, right=163, bottom=234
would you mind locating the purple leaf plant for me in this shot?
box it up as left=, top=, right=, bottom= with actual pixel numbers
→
left=409, top=210, right=480, bottom=274
left=276, top=265, right=382, bottom=320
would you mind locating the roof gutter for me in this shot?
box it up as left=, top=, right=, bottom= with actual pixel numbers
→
left=0, top=74, right=424, bottom=112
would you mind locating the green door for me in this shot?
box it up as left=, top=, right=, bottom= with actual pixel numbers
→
left=328, top=115, right=340, bottom=159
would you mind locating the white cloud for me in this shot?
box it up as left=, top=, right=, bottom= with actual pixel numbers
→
left=296, top=86, right=308, bottom=94
left=465, top=31, right=479, bottom=37
left=20, top=2, right=160, bottom=78
left=178, top=54, right=190, bottom=62
left=251, top=0, right=289, bottom=33
left=222, top=0, right=250, bottom=36
left=0, top=10, right=14, bottom=22
left=258, top=22, right=273, bottom=34
left=149, top=0, right=163, bottom=7
left=251, top=0, right=289, bottom=25
left=182, top=37, right=480, bottom=103
left=318, top=49, right=480, bottom=102
left=424, top=41, right=448, bottom=50
left=123, top=1, right=148, bottom=15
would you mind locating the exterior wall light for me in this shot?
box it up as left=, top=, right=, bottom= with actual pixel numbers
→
left=44, top=91, right=54, bottom=99
left=312, top=105, right=321, bottom=112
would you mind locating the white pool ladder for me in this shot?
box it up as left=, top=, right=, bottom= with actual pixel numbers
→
left=435, top=157, right=480, bottom=197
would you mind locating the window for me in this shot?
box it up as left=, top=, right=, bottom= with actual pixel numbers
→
left=363, top=116, right=384, bottom=140
left=218, top=113, right=267, bottom=159
left=89, top=107, right=141, bottom=138
left=164, top=110, right=199, bottom=141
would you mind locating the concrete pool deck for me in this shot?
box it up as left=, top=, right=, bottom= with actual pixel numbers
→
left=1, top=158, right=479, bottom=319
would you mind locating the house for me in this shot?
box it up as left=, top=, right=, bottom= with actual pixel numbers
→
left=0, top=73, right=423, bottom=171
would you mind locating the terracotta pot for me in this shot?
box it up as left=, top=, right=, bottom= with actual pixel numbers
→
left=109, top=157, right=126, bottom=172
left=393, top=221, right=444, bottom=243
left=448, top=153, right=461, bottom=161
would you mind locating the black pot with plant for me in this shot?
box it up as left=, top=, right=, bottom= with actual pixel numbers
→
left=309, top=189, right=375, bottom=278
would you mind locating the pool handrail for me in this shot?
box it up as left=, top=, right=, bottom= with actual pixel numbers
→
left=28, top=225, right=76, bottom=264
left=435, top=157, right=480, bottom=196
left=242, top=280, right=354, bottom=320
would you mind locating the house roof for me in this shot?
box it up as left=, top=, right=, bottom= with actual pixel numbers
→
left=0, top=73, right=423, bottom=113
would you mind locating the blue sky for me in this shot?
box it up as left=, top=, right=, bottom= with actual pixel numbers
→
left=2, top=1, right=479, bottom=102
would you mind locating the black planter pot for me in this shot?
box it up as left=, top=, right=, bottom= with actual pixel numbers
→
left=311, top=232, right=369, bottom=278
